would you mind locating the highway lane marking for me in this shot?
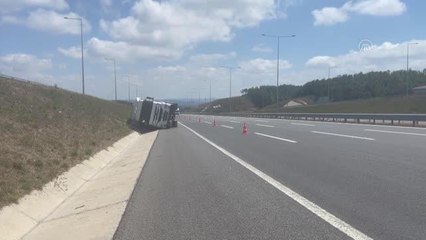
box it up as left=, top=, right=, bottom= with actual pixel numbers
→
left=254, top=132, right=297, bottom=143
left=229, top=120, right=241, bottom=123
left=204, top=121, right=212, bottom=124
left=312, top=131, right=375, bottom=141
left=364, top=129, right=426, bottom=137
left=220, top=125, right=234, bottom=129
left=291, top=123, right=316, bottom=127
left=179, top=122, right=372, bottom=240
left=255, top=124, right=275, bottom=128
left=255, top=119, right=269, bottom=123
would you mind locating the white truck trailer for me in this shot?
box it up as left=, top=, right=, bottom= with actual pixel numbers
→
left=129, top=97, right=178, bottom=129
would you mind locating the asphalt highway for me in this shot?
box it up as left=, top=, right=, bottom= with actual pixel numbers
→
left=114, top=114, right=426, bottom=240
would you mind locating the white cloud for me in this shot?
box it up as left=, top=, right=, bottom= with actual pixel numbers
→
left=305, top=40, right=426, bottom=74
left=239, top=58, right=292, bottom=73
left=2, top=9, right=91, bottom=35
left=95, top=0, right=290, bottom=61
left=0, top=53, right=52, bottom=81
left=189, top=52, right=237, bottom=64
left=312, top=0, right=406, bottom=26
left=87, top=37, right=182, bottom=61
left=0, top=0, right=68, bottom=13
left=28, top=9, right=91, bottom=34
left=251, top=43, right=273, bottom=53
left=312, top=7, right=349, bottom=26
left=58, top=46, right=85, bottom=59
left=347, top=0, right=407, bottom=16
left=306, top=56, right=337, bottom=67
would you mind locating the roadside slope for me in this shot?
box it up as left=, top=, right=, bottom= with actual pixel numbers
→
left=276, top=95, right=426, bottom=113
left=0, top=77, right=132, bottom=208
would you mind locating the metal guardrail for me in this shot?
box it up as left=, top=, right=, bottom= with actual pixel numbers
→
left=201, top=112, right=426, bottom=127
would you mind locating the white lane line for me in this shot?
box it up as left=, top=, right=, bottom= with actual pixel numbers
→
left=365, top=129, right=426, bottom=137
left=204, top=121, right=212, bottom=124
left=291, top=123, right=316, bottom=127
left=179, top=122, right=372, bottom=240
left=255, top=119, right=269, bottom=123
left=256, top=124, right=275, bottom=128
left=312, top=131, right=375, bottom=141
left=254, top=132, right=297, bottom=143
left=229, top=120, right=241, bottom=124
left=220, top=125, right=234, bottom=129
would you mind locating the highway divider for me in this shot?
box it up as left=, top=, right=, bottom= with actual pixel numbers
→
left=189, top=112, right=426, bottom=127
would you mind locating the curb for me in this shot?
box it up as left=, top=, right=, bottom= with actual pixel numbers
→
left=0, top=130, right=158, bottom=240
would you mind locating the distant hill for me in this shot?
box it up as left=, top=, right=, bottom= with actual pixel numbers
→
left=242, top=70, right=426, bottom=108
left=190, top=70, right=426, bottom=114
left=0, top=76, right=132, bottom=208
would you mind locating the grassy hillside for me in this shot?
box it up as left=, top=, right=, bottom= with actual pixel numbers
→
left=0, top=77, right=132, bottom=208
left=192, top=94, right=426, bottom=114
left=188, top=96, right=256, bottom=113
left=274, top=95, right=426, bottom=113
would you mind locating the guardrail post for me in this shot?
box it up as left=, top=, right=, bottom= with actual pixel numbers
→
left=357, top=118, right=360, bottom=124
left=391, top=120, right=394, bottom=125
left=413, top=120, right=416, bottom=127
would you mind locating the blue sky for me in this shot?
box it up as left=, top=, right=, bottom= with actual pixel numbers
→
left=1, top=0, right=426, bottom=100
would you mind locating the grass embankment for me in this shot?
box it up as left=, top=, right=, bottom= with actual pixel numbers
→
left=0, top=77, right=132, bottom=208
left=278, top=95, right=426, bottom=113
left=190, top=96, right=256, bottom=113
left=194, top=95, right=426, bottom=114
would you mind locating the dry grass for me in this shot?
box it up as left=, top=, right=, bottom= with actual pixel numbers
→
left=0, top=77, right=132, bottom=208
left=277, top=95, right=426, bottom=113
left=190, top=96, right=256, bottom=113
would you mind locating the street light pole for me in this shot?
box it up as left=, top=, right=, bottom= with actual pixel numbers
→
left=126, top=75, right=130, bottom=102
left=261, top=34, right=295, bottom=112
left=209, top=78, right=212, bottom=103
left=220, top=66, right=239, bottom=112
left=64, top=16, right=85, bottom=95
left=105, top=58, right=117, bottom=101
left=201, top=67, right=214, bottom=103
left=406, top=42, right=418, bottom=96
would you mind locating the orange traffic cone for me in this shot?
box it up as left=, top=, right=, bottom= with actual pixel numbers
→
left=213, top=119, right=217, bottom=127
left=242, top=122, right=248, bottom=135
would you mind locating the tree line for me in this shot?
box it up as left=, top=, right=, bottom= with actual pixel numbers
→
left=241, top=70, right=426, bottom=108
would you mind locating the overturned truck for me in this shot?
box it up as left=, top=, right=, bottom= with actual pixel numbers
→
left=129, top=97, right=178, bottom=129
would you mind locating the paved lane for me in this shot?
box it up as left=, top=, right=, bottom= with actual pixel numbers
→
left=114, top=126, right=348, bottom=240
left=115, top=114, right=426, bottom=239
left=175, top=114, right=426, bottom=240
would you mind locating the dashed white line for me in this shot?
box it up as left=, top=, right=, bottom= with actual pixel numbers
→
left=365, top=129, right=426, bottom=136
left=255, top=119, right=269, bottom=123
left=256, top=124, right=275, bottom=128
left=254, top=132, right=297, bottom=143
left=291, top=123, right=315, bottom=127
left=179, top=122, right=372, bottom=240
left=204, top=121, right=212, bottom=124
left=229, top=120, right=241, bottom=124
left=312, top=131, right=375, bottom=141
left=220, top=125, right=234, bottom=129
